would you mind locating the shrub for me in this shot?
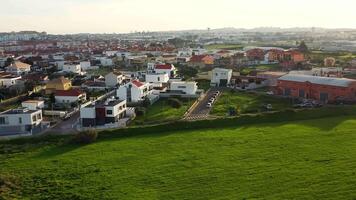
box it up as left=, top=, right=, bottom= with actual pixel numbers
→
left=135, top=107, right=146, bottom=116
left=168, top=98, right=183, bottom=108
left=74, top=129, right=98, bottom=144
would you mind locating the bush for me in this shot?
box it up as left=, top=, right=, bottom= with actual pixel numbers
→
left=74, top=129, right=98, bottom=144
left=168, top=98, right=183, bottom=108
left=135, top=107, right=146, bottom=116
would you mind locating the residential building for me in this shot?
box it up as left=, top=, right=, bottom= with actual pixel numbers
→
left=45, top=76, right=72, bottom=94
left=105, top=71, right=124, bottom=87
left=169, top=81, right=198, bottom=95
left=189, top=55, right=214, bottom=68
left=116, top=80, right=152, bottom=103
left=145, top=73, right=169, bottom=84
left=276, top=74, right=356, bottom=103
left=62, top=63, right=81, bottom=74
left=0, top=72, right=21, bottom=88
left=80, top=98, right=127, bottom=127
left=6, top=61, right=31, bottom=75
left=153, top=63, right=177, bottom=78
left=80, top=61, right=92, bottom=71
left=54, top=89, right=87, bottom=104
left=21, top=100, right=45, bottom=110
left=0, top=108, right=43, bottom=135
left=211, top=68, right=233, bottom=87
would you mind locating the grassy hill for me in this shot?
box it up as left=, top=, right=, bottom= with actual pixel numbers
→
left=1, top=109, right=356, bottom=199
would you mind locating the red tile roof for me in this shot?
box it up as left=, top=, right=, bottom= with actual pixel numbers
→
left=55, top=89, right=85, bottom=97
left=131, top=80, right=144, bottom=87
left=190, top=55, right=208, bottom=62
left=155, top=64, right=173, bottom=70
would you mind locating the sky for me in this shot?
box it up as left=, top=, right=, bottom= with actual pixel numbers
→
left=1, top=0, right=356, bottom=34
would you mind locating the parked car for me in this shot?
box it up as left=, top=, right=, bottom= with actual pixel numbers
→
left=206, top=103, right=212, bottom=108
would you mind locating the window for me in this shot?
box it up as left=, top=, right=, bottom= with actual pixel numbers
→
left=299, top=90, right=305, bottom=98
left=157, top=77, right=160, bottom=81
left=107, top=110, right=113, bottom=115
left=178, top=86, right=186, bottom=89
left=0, top=117, right=7, bottom=125
left=19, top=117, right=22, bottom=124
left=37, top=114, right=42, bottom=120
left=284, top=88, right=291, bottom=96
left=32, top=115, right=37, bottom=122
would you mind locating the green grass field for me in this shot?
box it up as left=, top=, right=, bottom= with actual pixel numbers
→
left=133, top=99, right=194, bottom=125
left=205, top=44, right=244, bottom=50
left=212, top=91, right=293, bottom=116
left=1, top=112, right=356, bottom=199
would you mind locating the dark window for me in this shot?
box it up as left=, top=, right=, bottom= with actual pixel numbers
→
left=178, top=86, right=186, bottom=89
left=0, top=117, right=6, bottom=124
left=106, top=110, right=113, bottom=115
left=284, top=88, right=291, bottom=96
left=19, top=117, right=22, bottom=124
left=299, top=90, right=305, bottom=98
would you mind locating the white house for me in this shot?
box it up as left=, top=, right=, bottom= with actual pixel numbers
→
left=154, top=63, right=177, bottom=78
left=211, top=68, right=233, bottom=87
left=7, top=61, right=31, bottom=75
left=0, top=108, right=43, bottom=135
left=62, top=64, right=81, bottom=74
left=21, top=100, right=45, bottom=110
left=170, top=81, right=198, bottom=95
left=55, top=89, right=86, bottom=104
left=145, top=73, right=169, bottom=84
left=0, top=72, right=21, bottom=88
left=97, top=57, right=113, bottom=67
left=105, top=71, right=124, bottom=87
left=116, top=80, right=152, bottom=103
left=80, top=61, right=92, bottom=71
left=80, top=98, right=127, bottom=127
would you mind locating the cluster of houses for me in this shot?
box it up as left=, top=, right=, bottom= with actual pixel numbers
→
left=1, top=40, right=356, bottom=137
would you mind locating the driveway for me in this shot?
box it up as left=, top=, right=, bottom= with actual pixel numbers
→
left=50, top=112, right=80, bottom=135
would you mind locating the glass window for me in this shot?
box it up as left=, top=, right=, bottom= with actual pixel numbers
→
left=107, top=110, right=113, bottom=115
left=19, top=117, right=22, bottom=124
left=0, top=117, right=6, bottom=124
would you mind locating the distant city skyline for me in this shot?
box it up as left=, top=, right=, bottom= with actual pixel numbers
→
left=1, top=0, right=356, bottom=34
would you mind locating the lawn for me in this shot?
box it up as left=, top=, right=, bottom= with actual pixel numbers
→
left=1, top=113, right=356, bottom=199
left=212, top=91, right=293, bottom=116
left=133, top=99, right=194, bottom=125
left=240, top=64, right=282, bottom=75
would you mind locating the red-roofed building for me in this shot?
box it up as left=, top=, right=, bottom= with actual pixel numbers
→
left=154, top=63, right=177, bottom=78
left=116, top=80, right=153, bottom=103
left=55, top=89, right=86, bottom=104
left=188, top=55, right=214, bottom=68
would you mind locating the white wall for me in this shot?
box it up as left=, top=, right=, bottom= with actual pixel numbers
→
left=170, top=82, right=198, bottom=95
left=80, top=107, right=96, bottom=119
left=145, top=73, right=169, bottom=83
left=105, top=73, right=124, bottom=87
left=80, top=61, right=91, bottom=70
left=22, top=101, right=45, bottom=110
left=0, top=110, right=42, bottom=127
left=55, top=96, right=79, bottom=104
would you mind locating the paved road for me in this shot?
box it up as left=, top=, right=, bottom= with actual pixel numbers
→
left=185, top=88, right=222, bottom=121
left=50, top=112, right=80, bottom=135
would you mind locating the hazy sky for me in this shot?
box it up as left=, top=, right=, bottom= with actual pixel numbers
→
left=1, top=0, right=356, bottom=34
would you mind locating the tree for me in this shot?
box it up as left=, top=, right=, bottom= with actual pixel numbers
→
left=298, top=41, right=309, bottom=53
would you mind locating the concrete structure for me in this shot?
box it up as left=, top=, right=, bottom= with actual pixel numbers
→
left=276, top=74, right=356, bottom=103
left=145, top=73, right=169, bottom=84
left=45, top=76, right=72, bottom=94
left=0, top=108, right=43, bottom=135
left=55, top=89, right=86, bottom=104
left=116, top=80, right=152, bottom=103
left=7, top=61, right=31, bottom=75
left=169, top=81, right=198, bottom=95
left=62, top=64, right=81, bottom=74
left=80, top=98, right=127, bottom=127
left=210, top=68, right=233, bottom=87
left=105, top=71, right=124, bottom=87
left=21, top=100, right=45, bottom=110
left=0, top=72, right=21, bottom=88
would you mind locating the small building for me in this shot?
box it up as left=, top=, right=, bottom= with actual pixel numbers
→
left=105, top=71, right=124, bottom=87
left=45, top=76, right=72, bottom=94
left=62, top=63, right=81, bottom=74
left=276, top=74, right=356, bottom=103
left=0, top=72, right=21, bottom=88
left=21, top=100, right=45, bottom=110
left=169, top=81, right=198, bottom=95
left=116, top=80, right=152, bottom=103
left=54, top=89, right=86, bottom=104
left=0, top=108, right=43, bottom=136
left=153, top=63, right=177, bottom=78
left=211, top=68, right=233, bottom=87
left=189, top=55, right=214, bottom=68
left=80, top=99, right=127, bottom=127
left=7, top=61, right=31, bottom=75
left=80, top=61, right=92, bottom=71
left=145, top=73, right=169, bottom=84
